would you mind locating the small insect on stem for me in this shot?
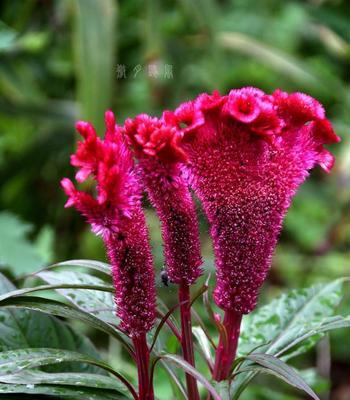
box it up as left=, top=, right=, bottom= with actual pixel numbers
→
left=160, top=267, right=171, bottom=287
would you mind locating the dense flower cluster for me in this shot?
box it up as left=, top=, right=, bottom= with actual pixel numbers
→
left=63, top=87, right=339, bottom=327
left=169, top=87, right=339, bottom=314
left=61, top=111, right=156, bottom=336
left=124, top=113, right=202, bottom=285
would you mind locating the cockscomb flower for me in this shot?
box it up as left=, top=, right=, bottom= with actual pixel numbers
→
left=61, top=111, right=156, bottom=337
left=123, top=113, right=202, bottom=285
left=171, top=87, right=340, bottom=315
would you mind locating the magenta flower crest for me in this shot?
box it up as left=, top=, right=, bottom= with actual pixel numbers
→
left=171, top=87, right=339, bottom=314
left=61, top=111, right=156, bottom=337
left=124, top=113, right=202, bottom=285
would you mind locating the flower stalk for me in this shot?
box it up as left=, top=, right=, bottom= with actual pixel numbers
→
left=179, top=283, right=200, bottom=400
left=124, top=113, right=202, bottom=399
left=133, top=334, right=154, bottom=400
left=213, top=310, right=242, bottom=381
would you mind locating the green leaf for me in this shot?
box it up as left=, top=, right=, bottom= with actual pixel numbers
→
left=239, top=279, right=345, bottom=359
left=192, top=326, right=213, bottom=365
left=0, top=383, right=127, bottom=399
left=0, top=370, right=120, bottom=390
left=74, top=0, right=117, bottom=132
left=0, top=348, right=136, bottom=399
left=234, top=279, right=348, bottom=398
left=0, top=293, right=133, bottom=355
left=0, top=348, right=113, bottom=376
left=0, top=273, right=102, bottom=374
left=37, top=270, right=117, bottom=324
left=0, top=371, right=132, bottom=396
left=48, top=259, right=112, bottom=276
left=159, top=354, right=221, bottom=400
left=0, top=212, right=44, bottom=275
left=245, top=353, right=319, bottom=400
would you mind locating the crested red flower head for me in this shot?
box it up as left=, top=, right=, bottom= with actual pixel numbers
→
left=124, top=114, right=187, bottom=163
left=124, top=113, right=202, bottom=285
left=61, top=111, right=156, bottom=337
left=171, top=87, right=339, bottom=314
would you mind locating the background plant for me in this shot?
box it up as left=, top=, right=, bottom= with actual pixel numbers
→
left=1, top=0, right=350, bottom=399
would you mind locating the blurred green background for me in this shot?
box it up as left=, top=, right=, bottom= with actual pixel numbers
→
left=0, top=0, right=350, bottom=399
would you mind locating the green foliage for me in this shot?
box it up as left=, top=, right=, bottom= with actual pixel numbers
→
left=0, top=212, right=46, bottom=276
left=0, top=272, right=102, bottom=375
left=1, top=0, right=350, bottom=397
left=238, top=279, right=345, bottom=359
left=0, top=264, right=349, bottom=399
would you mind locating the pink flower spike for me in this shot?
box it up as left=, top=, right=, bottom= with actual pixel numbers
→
left=61, top=114, right=156, bottom=338
left=124, top=113, right=202, bottom=285
left=179, top=87, right=339, bottom=314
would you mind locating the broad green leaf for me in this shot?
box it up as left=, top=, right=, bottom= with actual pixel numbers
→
left=0, top=273, right=102, bottom=374
left=0, top=371, right=129, bottom=393
left=245, top=353, right=319, bottom=400
left=234, top=280, right=348, bottom=398
left=0, top=293, right=133, bottom=355
left=0, top=348, right=115, bottom=376
left=74, top=0, right=117, bottom=131
left=0, top=348, right=136, bottom=398
left=0, top=212, right=44, bottom=275
left=0, top=383, right=127, bottom=399
left=37, top=270, right=117, bottom=324
left=0, top=283, right=114, bottom=303
left=159, top=354, right=221, bottom=400
left=238, top=279, right=345, bottom=358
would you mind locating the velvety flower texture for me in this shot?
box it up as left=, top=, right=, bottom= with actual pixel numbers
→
left=61, top=111, right=156, bottom=336
left=171, top=87, right=339, bottom=314
left=124, top=113, right=202, bottom=285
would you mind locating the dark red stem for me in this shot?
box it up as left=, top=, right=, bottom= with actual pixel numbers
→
left=133, top=333, right=154, bottom=400
left=179, top=283, right=200, bottom=400
left=213, top=309, right=242, bottom=381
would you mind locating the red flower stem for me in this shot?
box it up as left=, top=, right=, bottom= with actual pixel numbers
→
left=179, top=283, right=200, bottom=400
left=132, top=333, right=154, bottom=400
left=213, top=310, right=242, bottom=381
